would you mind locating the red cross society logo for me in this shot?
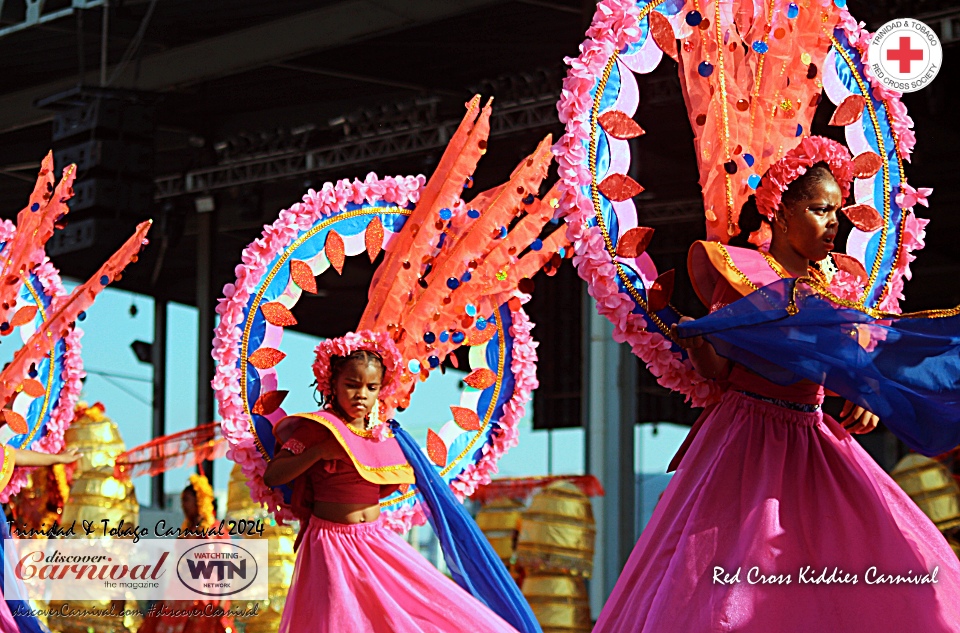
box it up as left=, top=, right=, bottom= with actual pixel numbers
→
left=868, top=18, right=942, bottom=93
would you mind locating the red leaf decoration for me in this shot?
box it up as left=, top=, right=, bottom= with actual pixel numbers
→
left=507, top=297, right=522, bottom=312
left=648, top=10, right=679, bottom=62
left=463, top=368, right=497, bottom=390
left=451, top=406, right=482, bottom=431
left=325, top=230, right=345, bottom=274
left=828, top=95, right=866, bottom=126
left=290, top=260, right=317, bottom=294
left=464, top=324, right=497, bottom=347
left=831, top=253, right=868, bottom=284
left=10, top=306, right=38, bottom=327
left=1, top=410, right=28, bottom=434
left=598, top=111, right=646, bottom=140
left=248, top=347, right=286, bottom=370
left=598, top=173, right=644, bottom=202
left=647, top=269, right=675, bottom=313
left=261, top=302, right=298, bottom=327
left=852, top=152, right=883, bottom=179
left=253, top=390, right=288, bottom=415
left=365, top=217, right=384, bottom=263
left=21, top=379, right=46, bottom=398
left=842, top=204, right=883, bottom=232
left=426, top=429, right=448, bottom=467
left=616, top=226, right=655, bottom=258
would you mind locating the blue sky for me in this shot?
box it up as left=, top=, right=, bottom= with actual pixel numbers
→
left=3, top=281, right=687, bottom=505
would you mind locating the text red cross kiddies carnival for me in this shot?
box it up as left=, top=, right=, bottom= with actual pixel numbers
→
left=887, top=36, right=924, bottom=73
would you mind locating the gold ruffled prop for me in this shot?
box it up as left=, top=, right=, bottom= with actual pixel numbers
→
left=891, top=454, right=960, bottom=533
left=515, top=481, right=596, bottom=578
left=520, top=574, right=592, bottom=633
left=225, top=463, right=296, bottom=633
left=47, top=402, right=141, bottom=633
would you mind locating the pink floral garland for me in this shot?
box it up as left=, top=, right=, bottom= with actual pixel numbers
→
left=212, top=173, right=538, bottom=529
left=0, top=220, right=85, bottom=502
left=312, top=330, right=402, bottom=399
left=755, top=137, right=854, bottom=221
left=555, top=0, right=721, bottom=408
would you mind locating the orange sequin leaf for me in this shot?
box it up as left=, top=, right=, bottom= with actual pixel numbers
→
left=10, top=306, right=38, bottom=327
left=1, top=410, right=28, bottom=434
left=647, top=269, right=675, bottom=313
left=261, top=302, right=298, bottom=327
left=248, top=347, right=286, bottom=370
left=290, top=260, right=317, bottom=294
left=253, top=390, right=288, bottom=415
left=831, top=253, right=869, bottom=284
left=365, top=217, right=384, bottom=263
left=451, top=406, right=482, bottom=431
left=852, top=152, right=883, bottom=179
left=842, top=204, right=883, bottom=232
left=648, top=10, right=679, bottom=62
left=464, top=323, right=497, bottom=347
left=427, top=429, right=448, bottom=467
left=20, top=379, right=46, bottom=398
left=463, top=368, right=497, bottom=390
left=598, top=110, right=646, bottom=140
left=598, top=173, right=644, bottom=202
left=828, top=95, right=866, bottom=126
left=616, top=227, right=655, bottom=258
left=325, top=230, right=345, bottom=274
left=399, top=483, right=411, bottom=494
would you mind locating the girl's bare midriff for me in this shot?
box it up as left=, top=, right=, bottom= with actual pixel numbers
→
left=312, top=501, right=380, bottom=524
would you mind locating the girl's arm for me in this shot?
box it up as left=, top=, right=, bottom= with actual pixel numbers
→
left=11, top=446, right=81, bottom=467
left=263, top=434, right=343, bottom=487
left=670, top=316, right=731, bottom=380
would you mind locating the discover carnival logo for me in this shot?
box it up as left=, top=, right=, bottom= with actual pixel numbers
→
left=868, top=18, right=942, bottom=93
left=176, top=542, right=259, bottom=597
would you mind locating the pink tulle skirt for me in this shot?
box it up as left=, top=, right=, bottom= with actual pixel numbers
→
left=278, top=515, right=518, bottom=633
left=596, top=390, right=960, bottom=632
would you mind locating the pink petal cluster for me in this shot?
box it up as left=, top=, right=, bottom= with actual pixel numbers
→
left=895, top=183, right=932, bottom=211
left=211, top=173, right=425, bottom=522
left=312, top=330, right=402, bottom=399
left=755, top=136, right=854, bottom=220
left=877, top=212, right=929, bottom=314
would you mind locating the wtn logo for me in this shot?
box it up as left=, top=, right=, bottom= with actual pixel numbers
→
left=185, top=559, right=247, bottom=581
left=176, top=543, right=258, bottom=597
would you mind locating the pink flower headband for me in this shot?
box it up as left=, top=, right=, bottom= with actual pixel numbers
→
left=312, top=330, right=402, bottom=398
left=755, top=136, right=855, bottom=221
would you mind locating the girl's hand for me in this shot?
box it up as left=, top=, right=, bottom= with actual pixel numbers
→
left=840, top=400, right=879, bottom=434
left=56, top=447, right=81, bottom=464
left=670, top=316, right=704, bottom=350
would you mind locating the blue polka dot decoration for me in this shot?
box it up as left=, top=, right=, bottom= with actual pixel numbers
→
left=834, top=0, right=846, bottom=7
left=446, top=277, right=460, bottom=290
left=465, top=304, right=477, bottom=317
left=460, top=271, right=472, bottom=283
left=795, top=124, right=803, bottom=137
left=530, top=239, right=543, bottom=252
left=451, top=331, right=466, bottom=344
left=423, top=331, right=436, bottom=344
left=787, top=3, right=799, bottom=18
left=30, top=203, right=39, bottom=212
left=685, top=10, right=702, bottom=26
left=77, top=311, right=87, bottom=321
left=428, top=356, right=440, bottom=369
left=408, top=359, right=421, bottom=373
left=99, top=275, right=110, bottom=286
left=748, top=174, right=762, bottom=189
left=439, top=331, right=450, bottom=343
left=467, top=209, right=480, bottom=219
left=476, top=317, right=487, bottom=330
left=698, top=62, right=714, bottom=77
left=744, top=154, right=755, bottom=167
left=439, top=208, right=452, bottom=221
left=752, top=41, right=769, bottom=54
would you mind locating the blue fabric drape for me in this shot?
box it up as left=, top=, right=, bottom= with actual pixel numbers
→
left=390, top=421, right=541, bottom=633
left=677, top=278, right=960, bottom=456
left=0, top=516, right=50, bottom=633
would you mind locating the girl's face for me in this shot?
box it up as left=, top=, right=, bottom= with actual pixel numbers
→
left=181, top=489, right=198, bottom=522
left=778, top=171, right=842, bottom=263
left=333, top=358, right=383, bottom=422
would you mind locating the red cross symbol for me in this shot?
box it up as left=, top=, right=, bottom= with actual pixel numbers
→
left=887, top=36, right=924, bottom=74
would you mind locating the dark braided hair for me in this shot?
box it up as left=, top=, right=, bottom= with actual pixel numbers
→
left=318, top=349, right=385, bottom=410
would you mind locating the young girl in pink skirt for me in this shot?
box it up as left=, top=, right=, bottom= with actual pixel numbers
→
left=264, top=333, right=520, bottom=633
left=593, top=138, right=960, bottom=632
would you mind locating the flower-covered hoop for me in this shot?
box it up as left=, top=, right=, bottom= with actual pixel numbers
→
left=554, top=0, right=930, bottom=407
left=212, top=174, right=538, bottom=531
left=0, top=219, right=84, bottom=502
